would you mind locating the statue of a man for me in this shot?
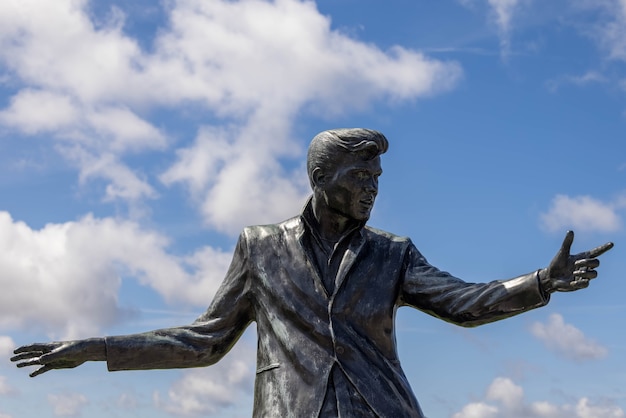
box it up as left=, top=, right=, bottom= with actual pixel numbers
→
left=12, top=128, right=613, bottom=417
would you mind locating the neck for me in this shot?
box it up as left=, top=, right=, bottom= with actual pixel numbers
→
left=311, top=195, right=355, bottom=242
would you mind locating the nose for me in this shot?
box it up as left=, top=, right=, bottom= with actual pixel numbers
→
left=364, top=176, right=378, bottom=194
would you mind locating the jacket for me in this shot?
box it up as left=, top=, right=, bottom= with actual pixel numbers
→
left=105, top=205, right=549, bottom=417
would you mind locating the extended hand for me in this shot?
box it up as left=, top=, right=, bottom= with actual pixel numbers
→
left=540, top=231, right=613, bottom=293
left=11, top=338, right=106, bottom=377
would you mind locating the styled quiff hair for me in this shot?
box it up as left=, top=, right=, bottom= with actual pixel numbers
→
left=306, top=128, right=388, bottom=186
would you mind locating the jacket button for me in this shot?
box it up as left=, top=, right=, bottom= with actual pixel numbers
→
left=336, top=346, right=345, bottom=355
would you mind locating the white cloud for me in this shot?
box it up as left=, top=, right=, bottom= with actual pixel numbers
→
left=454, top=377, right=625, bottom=418
left=181, top=245, right=243, bottom=305
left=0, top=0, right=462, bottom=228
left=116, top=392, right=139, bottom=410
left=146, top=0, right=461, bottom=109
left=0, top=90, right=79, bottom=135
left=540, top=194, right=623, bottom=233
left=0, top=339, right=15, bottom=397
left=570, top=0, right=626, bottom=62
left=0, top=94, right=163, bottom=203
left=487, top=0, right=520, bottom=56
left=529, top=313, right=608, bottom=361
left=596, top=0, right=626, bottom=61
left=487, top=376, right=524, bottom=409
left=0, top=1, right=146, bottom=104
left=453, top=402, right=499, bottom=418
left=0, top=89, right=166, bottom=202
left=0, top=336, right=14, bottom=359
left=154, top=335, right=255, bottom=416
left=0, top=211, right=233, bottom=338
left=154, top=0, right=461, bottom=232
left=0, top=1, right=164, bottom=205
left=575, top=398, right=626, bottom=418
left=161, top=123, right=310, bottom=234
left=84, top=106, right=167, bottom=154
left=546, top=71, right=608, bottom=92
left=0, top=376, right=16, bottom=396
left=48, top=393, right=88, bottom=417
left=62, top=147, right=157, bottom=202
left=460, top=0, right=523, bottom=58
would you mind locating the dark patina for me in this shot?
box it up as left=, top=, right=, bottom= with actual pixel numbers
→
left=11, top=128, right=613, bottom=417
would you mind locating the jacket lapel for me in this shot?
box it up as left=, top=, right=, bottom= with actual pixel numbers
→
left=333, top=229, right=366, bottom=296
left=295, top=219, right=331, bottom=299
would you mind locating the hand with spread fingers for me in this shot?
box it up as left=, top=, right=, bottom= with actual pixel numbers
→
left=539, top=231, right=614, bottom=293
left=10, top=338, right=106, bottom=378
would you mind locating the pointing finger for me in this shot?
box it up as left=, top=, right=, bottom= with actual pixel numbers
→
left=584, top=242, right=614, bottom=258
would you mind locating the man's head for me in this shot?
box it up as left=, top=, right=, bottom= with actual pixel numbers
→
left=307, top=128, right=388, bottom=222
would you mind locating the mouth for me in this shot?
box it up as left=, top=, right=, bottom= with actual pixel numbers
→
left=359, top=196, right=375, bottom=207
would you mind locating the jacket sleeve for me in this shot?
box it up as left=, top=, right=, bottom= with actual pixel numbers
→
left=399, top=241, right=549, bottom=327
left=105, top=231, right=254, bottom=371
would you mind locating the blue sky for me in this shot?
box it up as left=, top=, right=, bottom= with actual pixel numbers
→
left=0, top=0, right=625, bottom=417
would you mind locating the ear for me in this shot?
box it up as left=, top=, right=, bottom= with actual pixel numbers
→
left=311, top=167, right=326, bottom=189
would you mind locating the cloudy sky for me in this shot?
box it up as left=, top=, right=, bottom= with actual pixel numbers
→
left=0, top=0, right=625, bottom=417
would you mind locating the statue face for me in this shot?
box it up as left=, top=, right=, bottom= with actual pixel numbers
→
left=319, top=154, right=382, bottom=222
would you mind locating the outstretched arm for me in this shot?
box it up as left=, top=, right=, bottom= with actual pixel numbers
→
left=539, top=230, right=613, bottom=293
left=12, top=230, right=254, bottom=377
left=400, top=230, right=613, bottom=327
left=11, top=338, right=106, bottom=377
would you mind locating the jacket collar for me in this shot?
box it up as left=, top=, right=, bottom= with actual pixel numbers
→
left=298, top=196, right=367, bottom=297
left=299, top=196, right=365, bottom=247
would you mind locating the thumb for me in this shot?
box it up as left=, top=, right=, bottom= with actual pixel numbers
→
left=559, top=230, right=574, bottom=256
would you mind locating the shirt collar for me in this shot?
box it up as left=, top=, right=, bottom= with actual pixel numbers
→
left=299, top=196, right=364, bottom=245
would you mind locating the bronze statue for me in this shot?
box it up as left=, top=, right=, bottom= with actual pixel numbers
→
left=11, top=128, right=613, bottom=417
